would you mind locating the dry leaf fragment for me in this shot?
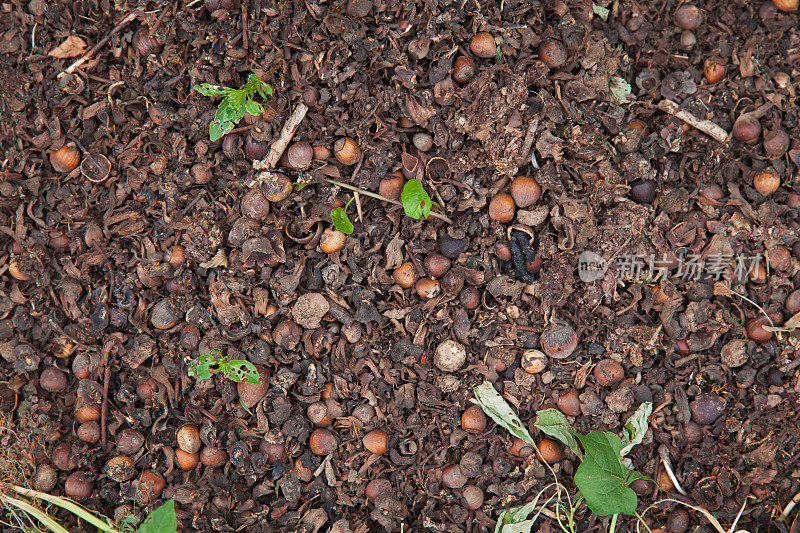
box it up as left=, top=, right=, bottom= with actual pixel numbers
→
left=199, top=249, right=228, bottom=269
left=384, top=234, right=405, bottom=270
left=48, top=36, right=88, bottom=58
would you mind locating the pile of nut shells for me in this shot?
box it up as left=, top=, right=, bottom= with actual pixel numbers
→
left=2, top=0, right=800, bottom=531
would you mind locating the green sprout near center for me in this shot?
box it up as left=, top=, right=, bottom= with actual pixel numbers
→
left=193, top=73, right=273, bottom=141
left=188, top=348, right=260, bottom=384
left=329, top=178, right=438, bottom=235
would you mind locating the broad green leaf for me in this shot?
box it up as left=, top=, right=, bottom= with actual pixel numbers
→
left=193, top=83, right=230, bottom=97
left=216, top=92, right=244, bottom=123
left=210, top=120, right=236, bottom=142
left=190, top=364, right=213, bottom=380
left=592, top=3, right=610, bottom=20
left=212, top=104, right=235, bottom=127
left=494, top=499, right=541, bottom=533
left=574, top=431, right=639, bottom=516
left=331, top=207, right=354, bottom=235
left=534, top=409, right=582, bottom=460
left=609, top=76, right=632, bottom=105
left=497, top=518, right=536, bottom=533
left=472, top=382, right=534, bottom=445
left=225, top=360, right=260, bottom=384
left=245, top=100, right=263, bottom=116
left=400, top=179, right=433, bottom=220
left=220, top=120, right=235, bottom=136
left=620, top=402, right=652, bottom=458
left=209, top=122, right=224, bottom=142
left=135, top=500, right=177, bottom=533
left=188, top=351, right=219, bottom=380
left=215, top=104, right=235, bottom=124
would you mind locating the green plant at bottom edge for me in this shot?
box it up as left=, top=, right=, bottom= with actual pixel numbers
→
left=0, top=484, right=176, bottom=533
left=472, top=382, right=651, bottom=532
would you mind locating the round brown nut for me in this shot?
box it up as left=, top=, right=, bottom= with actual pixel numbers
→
left=470, top=32, right=496, bottom=59
left=594, top=359, right=624, bottom=386
left=509, top=176, right=541, bottom=208
left=489, top=193, right=515, bottom=223
left=393, top=262, right=417, bottom=288
left=320, top=228, right=346, bottom=254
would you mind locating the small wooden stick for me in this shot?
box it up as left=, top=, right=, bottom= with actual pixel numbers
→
left=354, top=190, right=363, bottom=223
left=57, top=12, right=137, bottom=80
left=520, top=116, right=540, bottom=167
left=241, top=3, right=248, bottom=49
left=657, top=99, right=728, bottom=143
left=253, top=102, right=309, bottom=172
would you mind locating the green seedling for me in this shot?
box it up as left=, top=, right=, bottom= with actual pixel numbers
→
left=472, top=382, right=652, bottom=532
left=328, top=178, right=440, bottom=235
left=193, top=73, right=273, bottom=141
left=0, top=484, right=176, bottom=533
left=188, top=348, right=260, bottom=384
left=331, top=197, right=355, bottom=235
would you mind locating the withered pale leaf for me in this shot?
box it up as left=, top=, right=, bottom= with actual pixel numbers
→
left=48, top=35, right=88, bottom=58
left=384, top=234, right=405, bottom=270
left=199, top=249, right=228, bottom=269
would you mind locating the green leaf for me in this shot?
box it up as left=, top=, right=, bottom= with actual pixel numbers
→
left=219, top=120, right=235, bottom=136
left=401, top=179, right=433, bottom=220
left=245, top=73, right=260, bottom=90
left=245, top=100, right=263, bottom=116
left=135, top=500, right=177, bottom=533
left=257, top=83, right=273, bottom=100
left=188, top=351, right=219, bottom=380
left=620, top=402, right=652, bottom=458
left=574, top=432, right=640, bottom=516
left=195, top=75, right=272, bottom=141
left=534, top=409, right=583, bottom=460
left=494, top=499, right=541, bottom=533
left=609, top=76, right=632, bottom=104
left=472, top=382, right=534, bottom=445
left=209, top=122, right=224, bottom=142
left=119, top=513, right=140, bottom=532
left=224, top=360, right=260, bottom=384
left=331, top=207, right=354, bottom=235
left=216, top=92, right=245, bottom=123
left=193, top=83, right=231, bottom=97
left=592, top=2, right=610, bottom=20
left=245, top=73, right=273, bottom=98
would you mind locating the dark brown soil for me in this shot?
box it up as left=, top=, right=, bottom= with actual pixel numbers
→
left=1, top=0, right=800, bottom=531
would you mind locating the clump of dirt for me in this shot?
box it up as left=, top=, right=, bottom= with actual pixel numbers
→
left=0, top=413, right=36, bottom=488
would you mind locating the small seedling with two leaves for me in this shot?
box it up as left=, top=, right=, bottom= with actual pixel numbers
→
left=188, top=348, right=260, bottom=384
left=331, top=178, right=439, bottom=234
left=472, top=382, right=652, bottom=533
left=193, top=73, right=273, bottom=142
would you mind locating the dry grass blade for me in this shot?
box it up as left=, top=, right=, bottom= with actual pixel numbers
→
left=4, top=484, right=121, bottom=533
left=0, top=492, right=70, bottom=533
left=636, top=498, right=729, bottom=533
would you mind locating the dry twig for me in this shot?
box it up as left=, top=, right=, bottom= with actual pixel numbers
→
left=252, top=102, right=309, bottom=174
left=657, top=99, right=728, bottom=143
left=57, top=12, right=137, bottom=80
